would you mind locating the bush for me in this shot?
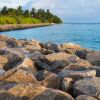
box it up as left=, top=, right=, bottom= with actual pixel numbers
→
left=0, top=16, right=41, bottom=24
left=0, top=16, right=17, bottom=24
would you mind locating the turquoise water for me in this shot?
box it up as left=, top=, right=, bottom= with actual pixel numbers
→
left=0, top=23, right=100, bottom=50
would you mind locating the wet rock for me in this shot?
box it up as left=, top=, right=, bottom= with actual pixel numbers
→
left=58, top=70, right=96, bottom=80
left=73, top=77, right=100, bottom=99
left=17, top=57, right=38, bottom=75
left=61, top=77, right=73, bottom=92
left=76, top=95, right=97, bottom=100
left=86, top=51, right=100, bottom=66
left=0, top=83, right=74, bottom=100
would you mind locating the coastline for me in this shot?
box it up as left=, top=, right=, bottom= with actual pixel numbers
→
left=0, top=23, right=52, bottom=32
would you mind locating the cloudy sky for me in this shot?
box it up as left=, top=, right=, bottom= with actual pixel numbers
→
left=0, top=0, right=100, bottom=22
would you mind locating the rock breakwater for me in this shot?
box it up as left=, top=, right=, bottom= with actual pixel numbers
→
left=0, top=35, right=99, bottom=100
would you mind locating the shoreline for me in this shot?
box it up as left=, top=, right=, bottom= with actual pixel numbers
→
left=0, top=23, right=52, bottom=32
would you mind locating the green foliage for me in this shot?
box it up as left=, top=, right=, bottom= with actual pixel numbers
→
left=18, top=17, right=41, bottom=24
left=0, top=6, right=63, bottom=24
left=0, top=16, right=17, bottom=24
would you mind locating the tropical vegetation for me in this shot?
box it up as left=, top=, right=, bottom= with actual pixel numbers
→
left=0, top=6, right=63, bottom=24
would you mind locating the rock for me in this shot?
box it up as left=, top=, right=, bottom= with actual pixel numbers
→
left=50, top=60, right=69, bottom=72
left=4, top=68, right=38, bottom=84
left=41, top=71, right=60, bottom=89
left=61, top=77, right=73, bottom=92
left=76, top=95, right=97, bottom=100
left=41, top=48, right=55, bottom=55
left=28, top=51, right=44, bottom=60
left=90, top=66, right=100, bottom=77
left=0, top=83, right=74, bottom=100
left=42, top=42, right=60, bottom=52
left=0, top=69, right=5, bottom=76
left=64, top=59, right=92, bottom=71
left=75, top=50, right=87, bottom=59
left=0, top=55, right=8, bottom=69
left=36, top=70, right=52, bottom=81
left=86, top=51, right=100, bottom=66
left=24, top=39, right=41, bottom=52
left=17, top=57, right=38, bottom=75
left=0, top=35, right=9, bottom=42
left=73, top=77, right=100, bottom=99
left=7, top=38, right=22, bottom=47
left=58, top=70, right=96, bottom=80
left=0, top=69, right=17, bottom=82
left=0, top=41, right=8, bottom=49
left=44, top=52, right=79, bottom=63
left=36, top=60, right=51, bottom=70
left=60, top=43, right=82, bottom=50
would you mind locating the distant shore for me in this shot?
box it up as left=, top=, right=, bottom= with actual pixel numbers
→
left=0, top=23, right=52, bottom=32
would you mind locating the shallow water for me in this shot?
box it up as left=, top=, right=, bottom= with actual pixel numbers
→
left=0, top=23, right=100, bottom=50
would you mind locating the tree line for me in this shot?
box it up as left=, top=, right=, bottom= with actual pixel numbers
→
left=0, top=6, right=63, bottom=24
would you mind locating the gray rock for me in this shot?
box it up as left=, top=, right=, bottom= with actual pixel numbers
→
left=90, top=66, right=100, bottom=77
left=86, top=51, right=100, bottom=66
left=76, top=95, right=97, bottom=100
left=58, top=70, right=96, bottom=80
left=73, top=77, right=100, bottom=99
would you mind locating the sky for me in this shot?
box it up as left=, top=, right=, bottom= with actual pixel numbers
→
left=0, top=0, right=100, bottom=22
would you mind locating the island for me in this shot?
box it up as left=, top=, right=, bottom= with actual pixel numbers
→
left=0, top=6, right=63, bottom=31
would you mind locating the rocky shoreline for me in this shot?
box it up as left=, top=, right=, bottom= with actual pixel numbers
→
left=0, top=23, right=51, bottom=32
left=0, top=35, right=100, bottom=100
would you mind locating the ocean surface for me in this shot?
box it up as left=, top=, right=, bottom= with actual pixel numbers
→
left=0, top=23, right=100, bottom=50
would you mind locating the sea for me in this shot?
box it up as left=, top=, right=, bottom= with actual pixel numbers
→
left=0, top=23, right=100, bottom=50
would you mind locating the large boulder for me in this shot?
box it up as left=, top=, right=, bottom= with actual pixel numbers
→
left=4, top=68, right=38, bottom=84
left=76, top=95, right=97, bottom=100
left=24, top=39, right=41, bottom=52
left=17, top=57, right=38, bottom=75
left=73, top=77, right=100, bottom=99
left=86, top=51, right=100, bottom=66
left=41, top=72, right=60, bottom=89
left=44, top=52, right=79, bottom=63
left=42, top=42, right=60, bottom=52
left=3, top=53, right=22, bottom=70
left=58, top=70, right=96, bottom=80
left=64, top=59, right=92, bottom=71
left=0, top=83, right=74, bottom=100
left=60, top=43, right=82, bottom=50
